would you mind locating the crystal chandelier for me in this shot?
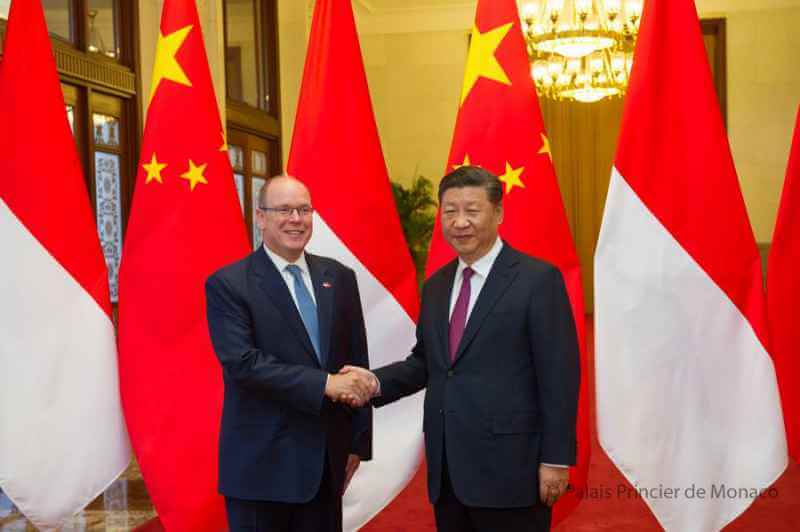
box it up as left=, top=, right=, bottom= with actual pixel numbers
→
left=521, top=0, right=642, bottom=103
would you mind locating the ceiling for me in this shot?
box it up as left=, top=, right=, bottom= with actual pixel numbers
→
left=358, top=0, right=475, bottom=12
left=359, top=0, right=800, bottom=13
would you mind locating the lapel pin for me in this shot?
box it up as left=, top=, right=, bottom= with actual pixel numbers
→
left=322, top=282, right=332, bottom=288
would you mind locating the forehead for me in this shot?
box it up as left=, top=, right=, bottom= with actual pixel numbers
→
left=441, top=186, right=491, bottom=205
left=267, top=178, right=311, bottom=204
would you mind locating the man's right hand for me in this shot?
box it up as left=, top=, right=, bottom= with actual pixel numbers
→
left=337, top=366, right=379, bottom=407
left=325, top=371, right=375, bottom=406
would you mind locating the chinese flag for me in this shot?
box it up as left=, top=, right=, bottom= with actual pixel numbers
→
left=117, top=0, right=249, bottom=530
left=768, top=106, right=800, bottom=463
left=424, top=0, right=589, bottom=524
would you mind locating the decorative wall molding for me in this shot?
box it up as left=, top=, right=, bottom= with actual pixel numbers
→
left=55, top=44, right=137, bottom=96
left=226, top=98, right=282, bottom=139
left=0, top=21, right=136, bottom=97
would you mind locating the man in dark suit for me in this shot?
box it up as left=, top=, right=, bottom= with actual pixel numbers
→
left=205, top=175, right=375, bottom=532
left=342, top=166, right=579, bottom=531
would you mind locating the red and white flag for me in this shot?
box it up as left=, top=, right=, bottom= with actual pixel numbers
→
left=595, top=0, right=787, bottom=530
left=0, top=1, right=130, bottom=529
left=287, top=0, right=422, bottom=530
left=768, top=106, right=800, bottom=463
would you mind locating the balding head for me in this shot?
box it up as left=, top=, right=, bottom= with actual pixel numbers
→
left=258, top=174, right=309, bottom=209
left=255, top=174, right=314, bottom=262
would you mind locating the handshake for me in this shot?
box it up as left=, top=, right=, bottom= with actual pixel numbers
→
left=324, top=365, right=379, bottom=407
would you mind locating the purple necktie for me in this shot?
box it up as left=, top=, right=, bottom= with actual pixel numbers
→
left=449, top=267, right=474, bottom=363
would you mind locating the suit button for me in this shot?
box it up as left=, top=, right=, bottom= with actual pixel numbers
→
left=438, top=409, right=443, bottom=414
left=447, top=370, right=454, bottom=377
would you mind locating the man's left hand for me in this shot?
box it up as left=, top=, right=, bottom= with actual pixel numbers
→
left=539, top=464, right=569, bottom=507
left=343, top=454, right=361, bottom=494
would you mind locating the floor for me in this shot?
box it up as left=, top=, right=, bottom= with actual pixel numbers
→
left=3, top=320, right=799, bottom=531
left=0, top=460, right=155, bottom=531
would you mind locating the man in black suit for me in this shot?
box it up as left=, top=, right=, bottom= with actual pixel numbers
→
left=205, top=175, right=376, bottom=532
left=342, top=166, right=579, bottom=531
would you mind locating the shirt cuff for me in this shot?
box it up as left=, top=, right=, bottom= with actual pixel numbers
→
left=541, top=463, right=569, bottom=468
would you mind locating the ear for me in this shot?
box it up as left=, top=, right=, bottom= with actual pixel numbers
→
left=496, top=204, right=504, bottom=225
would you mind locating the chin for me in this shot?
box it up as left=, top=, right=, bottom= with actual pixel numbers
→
left=454, top=242, right=476, bottom=253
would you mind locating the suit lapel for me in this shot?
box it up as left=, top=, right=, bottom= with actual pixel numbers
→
left=307, top=253, right=334, bottom=369
left=436, top=260, right=458, bottom=369
left=453, top=245, right=519, bottom=364
left=253, top=248, right=319, bottom=366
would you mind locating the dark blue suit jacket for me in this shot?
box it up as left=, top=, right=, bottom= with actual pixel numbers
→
left=205, top=247, right=372, bottom=503
left=373, top=244, right=579, bottom=508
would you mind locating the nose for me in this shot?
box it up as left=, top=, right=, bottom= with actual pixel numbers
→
left=453, top=214, right=470, bottom=229
left=288, top=208, right=302, bottom=222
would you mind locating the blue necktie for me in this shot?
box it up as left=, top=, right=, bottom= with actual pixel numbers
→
left=285, top=264, right=322, bottom=364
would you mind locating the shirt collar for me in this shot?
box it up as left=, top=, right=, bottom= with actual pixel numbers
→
left=456, top=237, right=503, bottom=280
left=263, top=244, right=311, bottom=277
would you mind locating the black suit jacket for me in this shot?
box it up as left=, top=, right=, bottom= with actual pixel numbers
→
left=373, top=244, right=579, bottom=508
left=205, top=247, right=372, bottom=503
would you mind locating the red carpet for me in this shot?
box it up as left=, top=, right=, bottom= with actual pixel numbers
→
left=137, top=319, right=800, bottom=531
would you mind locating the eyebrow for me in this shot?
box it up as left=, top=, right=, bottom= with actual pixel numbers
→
left=443, top=202, right=481, bottom=208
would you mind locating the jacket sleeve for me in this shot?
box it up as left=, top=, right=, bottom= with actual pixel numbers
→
left=371, top=282, right=430, bottom=406
left=346, top=269, right=373, bottom=461
left=205, top=272, right=328, bottom=417
left=530, top=266, right=580, bottom=466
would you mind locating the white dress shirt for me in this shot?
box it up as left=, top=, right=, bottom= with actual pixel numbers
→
left=263, top=245, right=316, bottom=309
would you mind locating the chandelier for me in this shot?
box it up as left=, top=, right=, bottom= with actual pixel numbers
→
left=520, top=0, right=642, bottom=103
left=87, top=10, right=116, bottom=58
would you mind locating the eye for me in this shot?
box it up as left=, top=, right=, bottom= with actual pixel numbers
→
left=278, top=207, right=292, bottom=216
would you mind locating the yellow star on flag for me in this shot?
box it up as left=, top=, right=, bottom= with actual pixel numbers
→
left=149, top=25, right=193, bottom=102
left=143, top=153, right=167, bottom=184
left=499, top=161, right=525, bottom=194
left=538, top=133, right=552, bottom=161
left=452, top=154, right=473, bottom=170
left=180, top=159, right=208, bottom=191
left=460, top=22, right=514, bottom=105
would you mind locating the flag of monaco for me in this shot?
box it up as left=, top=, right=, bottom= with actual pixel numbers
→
left=424, top=0, right=589, bottom=523
left=0, top=1, right=130, bottom=530
left=117, top=0, right=249, bottom=530
left=595, top=0, right=787, bottom=530
left=286, top=0, right=422, bottom=529
left=768, top=106, right=800, bottom=463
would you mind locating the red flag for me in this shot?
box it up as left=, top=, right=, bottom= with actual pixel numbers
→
left=117, top=0, right=249, bottom=529
left=424, top=0, right=589, bottom=523
left=768, top=106, right=800, bottom=462
left=595, top=0, right=786, bottom=529
left=0, top=1, right=129, bottom=528
left=287, top=0, right=422, bottom=528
